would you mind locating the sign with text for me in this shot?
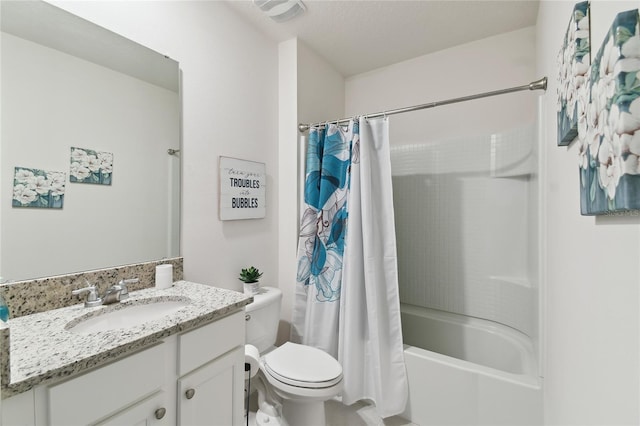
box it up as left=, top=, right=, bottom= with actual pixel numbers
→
left=219, top=156, right=266, bottom=220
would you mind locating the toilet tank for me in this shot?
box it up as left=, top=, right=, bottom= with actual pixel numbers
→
left=245, top=286, right=282, bottom=353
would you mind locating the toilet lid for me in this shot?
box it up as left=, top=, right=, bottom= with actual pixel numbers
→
left=264, top=342, right=343, bottom=389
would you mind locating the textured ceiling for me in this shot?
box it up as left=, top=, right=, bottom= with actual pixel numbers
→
left=224, top=0, right=540, bottom=77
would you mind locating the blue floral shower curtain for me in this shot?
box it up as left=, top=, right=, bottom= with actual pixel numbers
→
left=292, top=118, right=408, bottom=418
left=292, top=121, right=357, bottom=356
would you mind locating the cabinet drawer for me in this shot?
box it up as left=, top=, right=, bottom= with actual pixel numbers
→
left=48, top=343, right=165, bottom=426
left=178, top=311, right=244, bottom=375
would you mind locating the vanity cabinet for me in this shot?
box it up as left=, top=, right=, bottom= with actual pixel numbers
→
left=1, top=311, right=245, bottom=426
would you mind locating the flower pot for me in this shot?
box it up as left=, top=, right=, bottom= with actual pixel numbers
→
left=244, top=282, right=260, bottom=295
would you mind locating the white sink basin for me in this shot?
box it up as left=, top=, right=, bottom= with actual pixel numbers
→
left=66, top=299, right=190, bottom=334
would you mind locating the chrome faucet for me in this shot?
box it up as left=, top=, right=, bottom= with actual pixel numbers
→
left=117, top=278, right=139, bottom=300
left=102, top=284, right=124, bottom=305
left=72, top=278, right=140, bottom=307
left=71, top=285, right=103, bottom=308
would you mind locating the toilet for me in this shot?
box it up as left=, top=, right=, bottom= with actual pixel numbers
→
left=244, top=286, right=343, bottom=426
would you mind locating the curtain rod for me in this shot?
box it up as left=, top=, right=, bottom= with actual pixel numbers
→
left=297, top=77, right=547, bottom=133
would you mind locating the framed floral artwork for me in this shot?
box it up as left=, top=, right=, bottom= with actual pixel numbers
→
left=12, top=167, right=66, bottom=209
left=578, top=9, right=640, bottom=215
left=70, top=147, right=113, bottom=185
left=557, top=1, right=590, bottom=146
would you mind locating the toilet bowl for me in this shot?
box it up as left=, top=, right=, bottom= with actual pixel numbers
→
left=244, top=287, right=343, bottom=426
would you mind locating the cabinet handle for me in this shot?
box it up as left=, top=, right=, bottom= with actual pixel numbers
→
left=245, top=314, right=251, bottom=321
left=185, top=388, right=196, bottom=399
left=155, top=407, right=166, bottom=419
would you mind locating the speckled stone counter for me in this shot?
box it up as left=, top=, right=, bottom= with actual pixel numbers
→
left=0, top=257, right=184, bottom=318
left=2, top=281, right=252, bottom=398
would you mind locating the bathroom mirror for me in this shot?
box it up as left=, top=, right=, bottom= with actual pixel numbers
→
left=0, top=1, right=181, bottom=282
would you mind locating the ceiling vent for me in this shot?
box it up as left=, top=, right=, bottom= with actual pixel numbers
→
left=253, top=0, right=306, bottom=23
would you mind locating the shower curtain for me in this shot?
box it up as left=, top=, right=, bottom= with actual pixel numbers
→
left=292, top=118, right=408, bottom=418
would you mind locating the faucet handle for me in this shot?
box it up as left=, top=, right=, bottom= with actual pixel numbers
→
left=72, top=285, right=103, bottom=307
left=117, top=278, right=139, bottom=300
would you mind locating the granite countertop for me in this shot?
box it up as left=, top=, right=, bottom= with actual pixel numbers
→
left=3, top=281, right=252, bottom=398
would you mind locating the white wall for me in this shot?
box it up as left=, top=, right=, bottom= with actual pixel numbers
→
left=346, top=27, right=538, bottom=145
left=345, top=28, right=540, bottom=338
left=1, top=32, right=178, bottom=280
left=277, top=39, right=344, bottom=343
left=47, top=1, right=280, bottom=291
left=297, top=42, right=345, bottom=126
left=537, top=1, right=640, bottom=424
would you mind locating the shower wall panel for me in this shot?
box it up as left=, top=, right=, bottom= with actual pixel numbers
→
left=391, top=127, right=535, bottom=336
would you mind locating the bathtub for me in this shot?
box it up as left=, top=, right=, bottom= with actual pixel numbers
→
left=400, top=304, right=542, bottom=425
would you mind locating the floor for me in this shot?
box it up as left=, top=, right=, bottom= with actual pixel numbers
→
left=246, top=398, right=417, bottom=426
left=325, top=400, right=417, bottom=426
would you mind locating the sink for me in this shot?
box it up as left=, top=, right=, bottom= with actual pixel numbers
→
left=66, top=299, right=190, bottom=334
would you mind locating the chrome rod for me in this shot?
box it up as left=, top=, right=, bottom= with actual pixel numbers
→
left=297, top=77, right=547, bottom=133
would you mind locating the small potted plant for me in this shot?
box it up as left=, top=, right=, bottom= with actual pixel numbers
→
left=239, top=266, right=262, bottom=295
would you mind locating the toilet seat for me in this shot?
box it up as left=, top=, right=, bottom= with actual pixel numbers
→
left=264, top=342, right=343, bottom=389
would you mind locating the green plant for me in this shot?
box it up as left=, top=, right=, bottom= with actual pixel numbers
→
left=238, top=266, right=263, bottom=283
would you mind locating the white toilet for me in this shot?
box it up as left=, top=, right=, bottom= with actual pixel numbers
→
left=245, top=286, right=343, bottom=426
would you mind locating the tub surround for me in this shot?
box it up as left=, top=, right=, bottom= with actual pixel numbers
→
left=0, top=257, right=184, bottom=318
left=1, top=280, right=252, bottom=398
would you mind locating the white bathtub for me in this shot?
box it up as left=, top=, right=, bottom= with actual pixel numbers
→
left=400, top=304, right=542, bottom=425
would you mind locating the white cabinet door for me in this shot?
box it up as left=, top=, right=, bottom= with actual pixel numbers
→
left=95, top=392, right=170, bottom=426
left=177, top=347, right=244, bottom=426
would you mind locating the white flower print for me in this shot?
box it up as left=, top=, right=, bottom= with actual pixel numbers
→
left=14, top=169, right=35, bottom=184
left=70, top=161, right=91, bottom=180
left=14, top=186, right=38, bottom=205
left=70, top=147, right=113, bottom=184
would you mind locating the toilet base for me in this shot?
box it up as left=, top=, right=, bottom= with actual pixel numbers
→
left=255, top=408, right=288, bottom=426
left=282, top=399, right=326, bottom=426
left=254, top=399, right=326, bottom=426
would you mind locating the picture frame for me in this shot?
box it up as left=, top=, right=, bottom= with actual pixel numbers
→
left=557, top=1, right=591, bottom=146
left=12, top=167, right=66, bottom=209
left=218, top=156, right=266, bottom=220
left=69, top=147, right=113, bottom=185
left=578, top=8, right=640, bottom=215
